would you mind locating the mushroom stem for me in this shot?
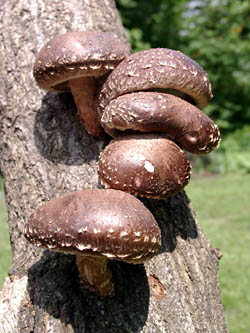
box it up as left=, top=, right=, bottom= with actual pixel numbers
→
left=76, top=254, right=114, bottom=297
left=68, top=77, right=102, bottom=137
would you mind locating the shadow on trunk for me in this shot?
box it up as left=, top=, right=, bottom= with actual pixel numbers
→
left=26, top=192, right=198, bottom=331
left=27, top=251, right=150, bottom=332
left=33, top=93, right=103, bottom=166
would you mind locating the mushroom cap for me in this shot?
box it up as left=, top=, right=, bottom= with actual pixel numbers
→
left=24, top=189, right=161, bottom=263
left=98, top=133, right=191, bottom=198
left=33, top=31, right=128, bottom=92
left=101, top=92, right=220, bottom=154
left=98, top=48, right=212, bottom=116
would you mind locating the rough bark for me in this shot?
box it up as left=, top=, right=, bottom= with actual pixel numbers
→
left=0, top=0, right=228, bottom=332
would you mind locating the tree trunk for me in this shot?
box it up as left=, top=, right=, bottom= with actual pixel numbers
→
left=0, top=1, right=227, bottom=332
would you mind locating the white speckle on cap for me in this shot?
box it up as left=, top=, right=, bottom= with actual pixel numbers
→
left=89, top=64, right=102, bottom=70
left=159, top=61, right=168, bottom=66
left=191, top=70, right=198, bottom=77
left=134, top=176, right=142, bottom=188
left=168, top=61, right=177, bottom=68
left=102, top=252, right=116, bottom=258
left=141, top=64, right=152, bottom=69
left=47, top=244, right=56, bottom=249
left=144, top=160, right=155, bottom=173
left=127, top=71, right=139, bottom=77
left=76, top=244, right=89, bottom=251
left=78, top=226, right=88, bottom=233
left=117, top=253, right=131, bottom=258
left=198, top=145, right=207, bottom=151
left=104, top=64, right=115, bottom=70
left=151, top=236, right=158, bottom=244
left=92, top=53, right=102, bottom=60
left=133, top=253, right=144, bottom=260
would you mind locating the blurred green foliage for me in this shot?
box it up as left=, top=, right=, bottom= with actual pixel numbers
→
left=210, top=125, right=250, bottom=174
left=180, top=0, right=250, bottom=134
left=117, top=0, right=187, bottom=51
left=117, top=0, right=250, bottom=137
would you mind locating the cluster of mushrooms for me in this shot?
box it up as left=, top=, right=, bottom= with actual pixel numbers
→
left=25, top=31, right=220, bottom=297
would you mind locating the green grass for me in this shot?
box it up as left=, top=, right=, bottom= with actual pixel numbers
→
left=186, top=174, right=250, bottom=333
left=0, top=174, right=249, bottom=332
left=0, top=177, right=11, bottom=288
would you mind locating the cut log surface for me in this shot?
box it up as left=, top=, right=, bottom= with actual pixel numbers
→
left=0, top=1, right=227, bottom=332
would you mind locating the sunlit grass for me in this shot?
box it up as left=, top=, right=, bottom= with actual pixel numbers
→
left=0, top=177, right=11, bottom=288
left=186, top=174, right=250, bottom=333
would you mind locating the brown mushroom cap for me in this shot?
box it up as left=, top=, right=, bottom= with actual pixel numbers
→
left=98, top=133, right=191, bottom=198
left=101, top=92, right=220, bottom=154
left=98, top=48, right=212, bottom=116
left=33, top=31, right=128, bottom=137
left=33, top=31, right=128, bottom=92
left=24, top=189, right=161, bottom=263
